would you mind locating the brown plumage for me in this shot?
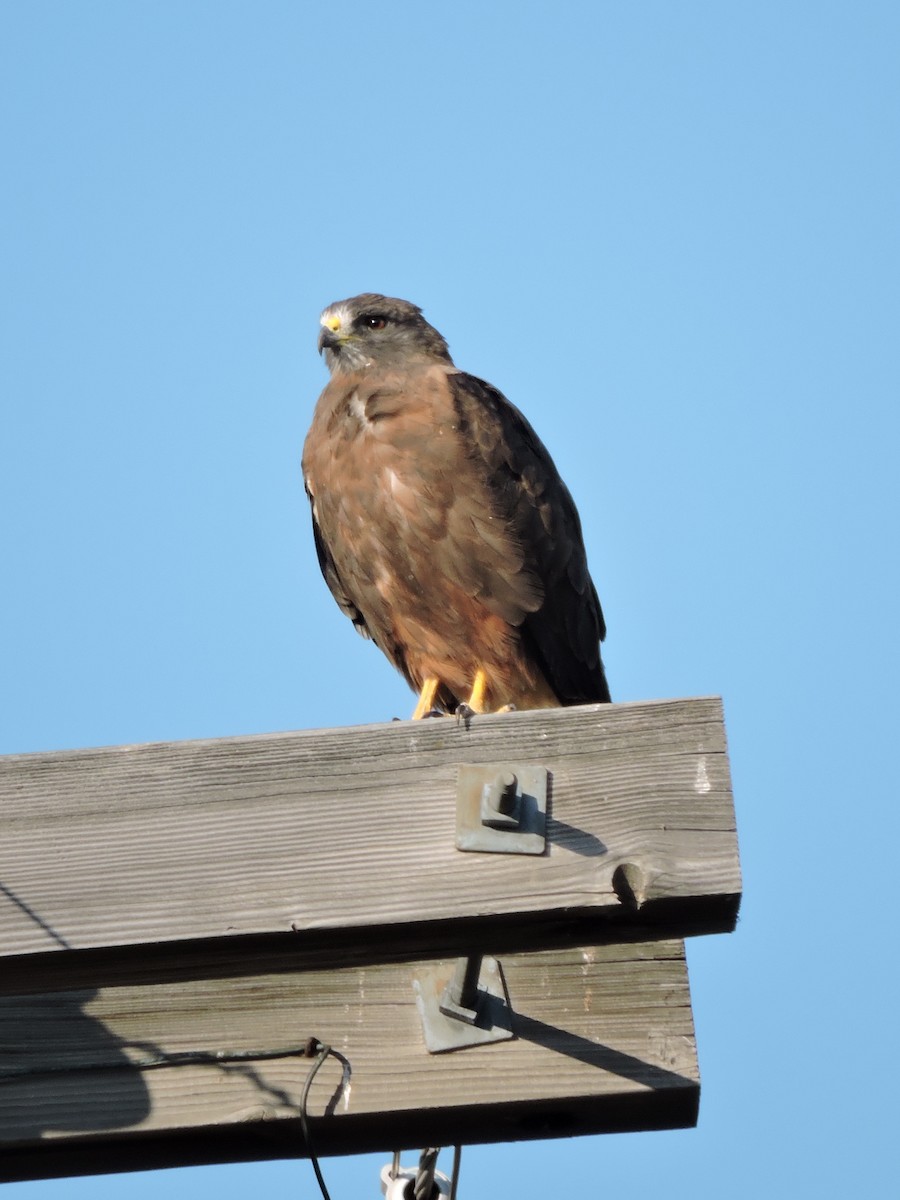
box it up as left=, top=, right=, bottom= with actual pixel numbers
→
left=302, top=294, right=610, bottom=716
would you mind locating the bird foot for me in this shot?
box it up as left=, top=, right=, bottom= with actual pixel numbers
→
left=455, top=700, right=516, bottom=725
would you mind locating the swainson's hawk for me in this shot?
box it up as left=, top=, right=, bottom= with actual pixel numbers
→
left=302, top=294, right=610, bottom=717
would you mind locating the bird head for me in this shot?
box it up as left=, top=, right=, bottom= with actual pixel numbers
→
left=318, top=294, right=453, bottom=375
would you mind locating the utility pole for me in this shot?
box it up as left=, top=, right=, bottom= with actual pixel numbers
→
left=0, top=697, right=739, bottom=1183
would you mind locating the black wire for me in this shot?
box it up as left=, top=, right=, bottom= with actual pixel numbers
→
left=0, top=1041, right=331, bottom=1083
left=299, top=1041, right=337, bottom=1200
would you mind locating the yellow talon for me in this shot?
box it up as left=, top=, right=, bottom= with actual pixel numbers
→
left=412, top=676, right=440, bottom=719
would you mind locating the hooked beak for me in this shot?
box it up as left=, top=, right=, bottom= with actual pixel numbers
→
left=318, top=327, right=340, bottom=355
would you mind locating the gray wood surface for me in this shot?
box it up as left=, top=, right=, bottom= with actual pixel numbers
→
left=0, top=941, right=698, bottom=1181
left=0, top=698, right=739, bottom=989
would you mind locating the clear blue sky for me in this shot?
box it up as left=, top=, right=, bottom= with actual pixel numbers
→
left=2, top=2, right=898, bottom=1196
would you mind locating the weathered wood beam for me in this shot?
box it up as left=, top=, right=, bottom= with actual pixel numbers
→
left=0, top=941, right=697, bottom=1182
left=0, top=698, right=739, bottom=992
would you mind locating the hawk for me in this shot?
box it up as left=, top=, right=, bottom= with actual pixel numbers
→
left=302, top=294, right=610, bottom=718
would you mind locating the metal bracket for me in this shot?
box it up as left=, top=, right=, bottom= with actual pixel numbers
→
left=413, top=955, right=514, bottom=1053
left=456, top=763, right=548, bottom=854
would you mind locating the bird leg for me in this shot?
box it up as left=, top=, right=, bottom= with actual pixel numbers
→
left=456, top=667, right=490, bottom=723
left=411, top=676, right=441, bottom=719
left=466, top=668, right=489, bottom=713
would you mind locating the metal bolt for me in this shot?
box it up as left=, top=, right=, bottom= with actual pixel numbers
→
left=440, top=954, right=484, bottom=1025
left=484, top=771, right=519, bottom=815
left=496, top=772, right=518, bottom=814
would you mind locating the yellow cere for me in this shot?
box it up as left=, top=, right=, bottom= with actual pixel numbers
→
left=324, top=315, right=342, bottom=332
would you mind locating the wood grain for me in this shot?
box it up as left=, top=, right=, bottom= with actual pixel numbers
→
left=0, top=698, right=739, bottom=990
left=0, top=941, right=698, bottom=1181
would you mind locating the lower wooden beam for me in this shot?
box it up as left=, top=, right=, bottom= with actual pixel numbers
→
left=0, top=941, right=697, bottom=1181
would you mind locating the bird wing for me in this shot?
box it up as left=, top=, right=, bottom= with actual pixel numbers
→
left=447, top=371, right=610, bottom=704
left=304, top=479, right=371, bottom=641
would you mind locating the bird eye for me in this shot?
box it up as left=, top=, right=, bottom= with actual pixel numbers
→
left=363, top=315, right=387, bottom=330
